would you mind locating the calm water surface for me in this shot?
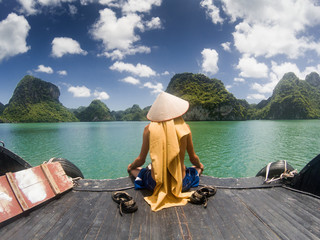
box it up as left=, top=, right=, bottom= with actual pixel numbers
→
left=0, top=120, right=319, bottom=179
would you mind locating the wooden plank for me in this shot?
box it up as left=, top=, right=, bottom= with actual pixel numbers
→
left=127, top=190, right=152, bottom=240
left=42, top=191, right=100, bottom=239
left=200, top=190, right=277, bottom=239
left=181, top=202, right=225, bottom=240
left=2, top=191, right=77, bottom=240
left=17, top=192, right=79, bottom=240
left=0, top=175, right=24, bottom=222
left=45, top=162, right=73, bottom=193
left=41, top=163, right=61, bottom=195
left=83, top=192, right=116, bottom=239
left=5, top=172, right=28, bottom=211
left=12, top=166, right=56, bottom=210
left=234, top=188, right=320, bottom=239
left=64, top=192, right=111, bottom=239
left=1, top=177, right=320, bottom=240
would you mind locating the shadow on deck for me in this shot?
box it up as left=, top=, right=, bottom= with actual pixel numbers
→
left=1, top=176, right=320, bottom=239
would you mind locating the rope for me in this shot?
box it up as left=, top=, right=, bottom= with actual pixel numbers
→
left=263, top=160, right=297, bottom=184
left=264, top=169, right=298, bottom=184
left=72, top=178, right=135, bottom=192
left=199, top=183, right=283, bottom=190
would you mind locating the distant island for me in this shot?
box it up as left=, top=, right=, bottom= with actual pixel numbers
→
left=0, top=72, right=320, bottom=123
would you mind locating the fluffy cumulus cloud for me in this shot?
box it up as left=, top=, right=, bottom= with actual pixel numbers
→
left=200, top=0, right=223, bottom=24
left=221, top=0, right=320, bottom=59
left=120, top=76, right=141, bottom=85
left=122, top=0, right=161, bottom=13
left=236, top=55, right=268, bottom=78
left=67, top=85, right=110, bottom=100
left=221, top=42, right=231, bottom=52
left=94, top=90, right=110, bottom=100
left=247, top=93, right=266, bottom=100
left=250, top=61, right=320, bottom=95
left=143, top=82, right=163, bottom=94
left=251, top=81, right=277, bottom=94
left=90, top=3, right=161, bottom=60
left=58, top=70, right=67, bottom=76
left=68, top=85, right=91, bottom=97
left=18, top=0, right=76, bottom=15
left=145, top=17, right=162, bottom=30
left=51, top=37, right=87, bottom=58
left=201, top=48, right=219, bottom=75
left=234, top=77, right=245, bottom=83
left=110, top=61, right=156, bottom=77
left=35, top=64, right=54, bottom=74
left=0, top=13, right=30, bottom=62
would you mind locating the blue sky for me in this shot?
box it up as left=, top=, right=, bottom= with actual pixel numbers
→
left=1, top=0, right=320, bottom=111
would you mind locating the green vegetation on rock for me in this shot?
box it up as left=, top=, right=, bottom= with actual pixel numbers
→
left=75, top=99, right=114, bottom=121
left=0, top=102, right=4, bottom=114
left=1, top=72, right=320, bottom=122
left=1, top=75, right=78, bottom=122
left=166, top=73, right=248, bottom=120
left=251, top=72, right=320, bottom=119
left=111, top=104, right=149, bottom=121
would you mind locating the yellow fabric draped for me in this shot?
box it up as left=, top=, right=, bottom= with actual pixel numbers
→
left=144, top=117, right=193, bottom=211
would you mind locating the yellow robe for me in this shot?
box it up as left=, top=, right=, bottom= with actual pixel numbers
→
left=144, top=117, right=193, bottom=211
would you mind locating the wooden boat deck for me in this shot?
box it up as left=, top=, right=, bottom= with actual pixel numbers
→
left=1, top=175, right=320, bottom=240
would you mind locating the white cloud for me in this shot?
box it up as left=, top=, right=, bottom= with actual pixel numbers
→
left=0, top=13, right=30, bottom=62
left=35, top=64, right=54, bottom=74
left=68, top=4, right=77, bottom=15
left=234, top=77, right=245, bottom=83
left=94, top=90, right=110, bottom=100
left=91, top=8, right=148, bottom=60
left=120, top=76, right=141, bottom=85
left=18, top=0, right=37, bottom=15
left=90, top=6, right=161, bottom=60
left=221, top=42, right=231, bottom=52
left=247, top=93, right=266, bottom=100
left=102, top=46, right=150, bottom=60
left=18, top=0, right=76, bottom=15
left=58, top=70, right=67, bottom=76
left=236, top=55, right=268, bottom=78
left=68, top=85, right=91, bottom=97
left=225, top=85, right=232, bottom=90
left=145, top=17, right=162, bottom=30
left=271, top=61, right=302, bottom=80
left=251, top=81, right=277, bottom=94
left=250, top=61, right=320, bottom=95
left=122, top=0, right=161, bottom=13
left=222, top=0, right=320, bottom=59
left=143, top=82, right=163, bottom=94
left=161, top=71, right=170, bottom=75
left=51, top=37, right=87, bottom=58
left=200, top=0, right=223, bottom=24
left=201, top=48, right=219, bottom=75
left=110, top=61, right=156, bottom=77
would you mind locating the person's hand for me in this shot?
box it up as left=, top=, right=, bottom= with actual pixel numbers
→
left=199, top=163, right=204, bottom=175
left=127, top=163, right=132, bottom=173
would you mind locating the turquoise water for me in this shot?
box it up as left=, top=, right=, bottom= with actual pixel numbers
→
left=0, top=120, right=319, bottom=179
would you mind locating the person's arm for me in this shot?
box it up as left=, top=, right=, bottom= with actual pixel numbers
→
left=127, top=124, right=150, bottom=172
left=186, top=130, right=204, bottom=173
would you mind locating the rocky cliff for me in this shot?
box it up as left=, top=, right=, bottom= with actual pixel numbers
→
left=166, top=73, right=248, bottom=120
left=75, top=99, right=114, bottom=121
left=252, top=72, right=320, bottom=119
left=111, top=104, right=149, bottom=121
left=1, top=75, right=78, bottom=122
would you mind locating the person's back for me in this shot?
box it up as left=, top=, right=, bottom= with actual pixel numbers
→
left=127, top=92, right=204, bottom=211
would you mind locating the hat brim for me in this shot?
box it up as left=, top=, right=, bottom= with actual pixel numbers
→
left=147, top=92, right=189, bottom=122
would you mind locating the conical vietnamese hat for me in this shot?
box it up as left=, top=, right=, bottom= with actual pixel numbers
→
left=147, top=92, right=189, bottom=122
